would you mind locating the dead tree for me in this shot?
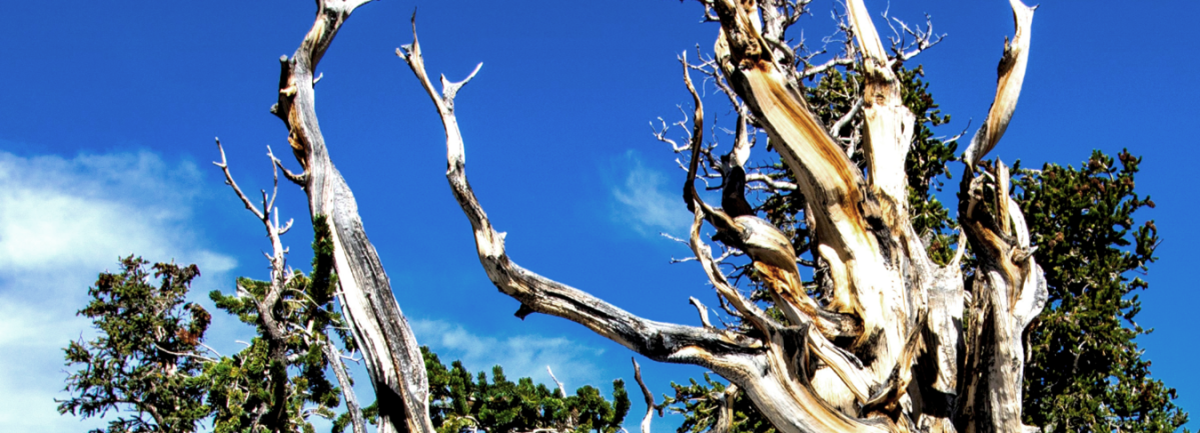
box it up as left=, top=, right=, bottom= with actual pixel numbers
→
left=399, top=0, right=1046, bottom=432
left=251, top=0, right=1044, bottom=432
left=265, top=1, right=433, bottom=433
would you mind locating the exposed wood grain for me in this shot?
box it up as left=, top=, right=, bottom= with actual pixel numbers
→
left=396, top=1, right=1047, bottom=432
left=269, top=3, right=433, bottom=433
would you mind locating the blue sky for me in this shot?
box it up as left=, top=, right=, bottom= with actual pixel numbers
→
left=1, top=0, right=1196, bottom=431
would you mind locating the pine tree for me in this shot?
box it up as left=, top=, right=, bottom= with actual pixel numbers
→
left=423, top=347, right=630, bottom=433
left=59, top=257, right=212, bottom=433
left=1016, top=150, right=1189, bottom=432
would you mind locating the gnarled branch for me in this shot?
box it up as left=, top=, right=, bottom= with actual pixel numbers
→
left=265, top=3, right=433, bottom=433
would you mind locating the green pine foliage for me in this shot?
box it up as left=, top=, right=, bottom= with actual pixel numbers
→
left=1015, top=150, right=1189, bottom=432
left=61, top=217, right=356, bottom=432
left=659, top=374, right=772, bottom=433
left=423, top=347, right=630, bottom=433
left=63, top=216, right=630, bottom=433
left=59, top=256, right=213, bottom=433
left=204, top=215, right=348, bottom=432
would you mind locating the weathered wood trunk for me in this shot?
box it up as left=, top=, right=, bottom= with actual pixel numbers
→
left=400, top=1, right=1047, bottom=432
left=267, top=2, right=435, bottom=433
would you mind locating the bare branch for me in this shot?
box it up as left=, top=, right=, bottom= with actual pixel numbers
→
left=891, top=14, right=947, bottom=61
left=546, top=366, right=567, bottom=397
left=631, top=358, right=657, bottom=433
left=266, top=3, right=435, bottom=432
left=267, top=145, right=307, bottom=186
left=400, top=17, right=765, bottom=370
left=154, top=344, right=217, bottom=364
left=745, top=173, right=798, bottom=191
left=689, top=297, right=714, bottom=328
left=800, top=55, right=855, bottom=78
left=682, top=52, right=707, bottom=213
left=286, top=314, right=365, bottom=433
left=213, top=138, right=266, bottom=222
left=829, top=97, right=863, bottom=142
left=962, top=0, right=1037, bottom=167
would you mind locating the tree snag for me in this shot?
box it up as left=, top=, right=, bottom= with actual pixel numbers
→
left=403, top=1, right=1046, bottom=432
left=265, top=2, right=434, bottom=433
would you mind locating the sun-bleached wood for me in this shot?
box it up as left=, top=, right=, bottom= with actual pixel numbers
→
left=963, top=0, right=1036, bottom=168
left=398, top=1, right=1044, bottom=432
left=266, top=2, right=434, bottom=433
left=632, top=358, right=656, bottom=433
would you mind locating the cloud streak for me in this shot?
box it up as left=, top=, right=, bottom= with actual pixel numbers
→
left=610, top=150, right=692, bottom=237
left=0, top=149, right=236, bottom=431
left=412, top=318, right=608, bottom=391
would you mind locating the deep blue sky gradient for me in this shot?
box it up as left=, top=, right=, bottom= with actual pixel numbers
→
left=2, top=0, right=1196, bottom=430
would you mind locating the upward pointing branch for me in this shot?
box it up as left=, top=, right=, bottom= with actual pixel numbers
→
left=963, top=0, right=1036, bottom=167
left=846, top=0, right=916, bottom=208
left=267, top=3, right=435, bottom=433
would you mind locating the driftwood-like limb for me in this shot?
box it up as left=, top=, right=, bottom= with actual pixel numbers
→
left=402, top=19, right=908, bottom=433
left=631, top=358, right=656, bottom=433
left=713, top=0, right=882, bottom=336
left=700, top=1, right=1045, bottom=432
left=679, top=47, right=861, bottom=345
left=710, top=3, right=923, bottom=415
left=324, top=338, right=368, bottom=433
left=546, top=366, right=567, bottom=397
left=267, top=3, right=433, bottom=433
left=689, top=297, right=714, bottom=329
left=956, top=160, right=1046, bottom=433
left=846, top=0, right=916, bottom=208
left=962, top=0, right=1036, bottom=167
left=404, top=1, right=1049, bottom=432
left=949, top=6, right=1040, bottom=429
left=745, top=173, right=798, bottom=191
left=687, top=205, right=776, bottom=336
left=400, top=19, right=763, bottom=367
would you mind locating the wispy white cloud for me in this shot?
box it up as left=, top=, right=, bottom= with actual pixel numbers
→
left=0, top=149, right=236, bottom=431
left=411, top=318, right=607, bottom=390
left=610, top=150, right=692, bottom=237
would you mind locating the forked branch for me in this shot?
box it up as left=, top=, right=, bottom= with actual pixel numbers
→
left=398, top=18, right=763, bottom=370
left=214, top=141, right=368, bottom=433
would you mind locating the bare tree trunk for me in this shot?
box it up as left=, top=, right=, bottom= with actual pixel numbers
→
left=401, top=1, right=1046, bottom=432
left=267, top=2, right=435, bottom=433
